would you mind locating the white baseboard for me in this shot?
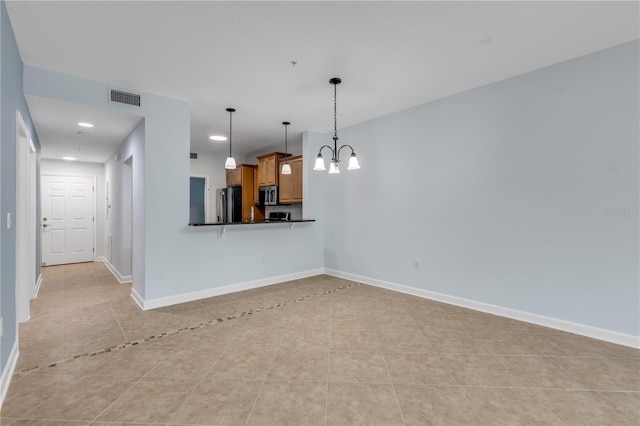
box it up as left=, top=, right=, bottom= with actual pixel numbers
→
left=0, top=340, right=19, bottom=409
left=96, top=257, right=132, bottom=284
left=130, top=287, right=145, bottom=310
left=325, top=268, right=640, bottom=349
left=34, top=274, right=42, bottom=298
left=134, top=268, right=326, bottom=310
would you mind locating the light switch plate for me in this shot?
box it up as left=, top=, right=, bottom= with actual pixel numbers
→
left=6, top=212, right=12, bottom=230
left=0, top=317, right=3, bottom=338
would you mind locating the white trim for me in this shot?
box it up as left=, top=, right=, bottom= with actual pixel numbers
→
left=28, top=138, right=37, bottom=301
left=96, top=256, right=132, bottom=284
left=16, top=110, right=31, bottom=323
left=130, top=286, right=145, bottom=310
left=134, top=268, right=325, bottom=310
left=0, top=340, right=19, bottom=409
left=324, top=268, right=640, bottom=349
left=34, top=274, right=43, bottom=298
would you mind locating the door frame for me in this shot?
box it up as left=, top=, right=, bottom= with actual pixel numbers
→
left=16, top=110, right=36, bottom=323
left=190, top=174, right=209, bottom=223
left=41, top=173, right=97, bottom=266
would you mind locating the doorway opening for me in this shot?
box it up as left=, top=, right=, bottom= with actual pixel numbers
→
left=190, top=176, right=208, bottom=224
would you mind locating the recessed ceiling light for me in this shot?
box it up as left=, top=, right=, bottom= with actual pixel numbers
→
left=209, top=135, right=227, bottom=141
left=62, top=156, right=76, bottom=161
left=77, top=122, right=93, bottom=128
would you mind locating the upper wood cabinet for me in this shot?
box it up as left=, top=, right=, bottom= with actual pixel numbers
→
left=226, top=167, right=243, bottom=187
left=278, top=155, right=303, bottom=204
left=256, top=152, right=288, bottom=187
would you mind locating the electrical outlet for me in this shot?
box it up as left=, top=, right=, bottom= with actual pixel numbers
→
left=6, top=212, right=12, bottom=230
left=413, top=260, right=420, bottom=270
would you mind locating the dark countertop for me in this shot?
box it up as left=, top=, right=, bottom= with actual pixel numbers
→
left=189, top=219, right=316, bottom=227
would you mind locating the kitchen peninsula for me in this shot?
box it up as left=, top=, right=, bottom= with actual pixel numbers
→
left=189, top=219, right=315, bottom=227
left=190, top=151, right=312, bottom=227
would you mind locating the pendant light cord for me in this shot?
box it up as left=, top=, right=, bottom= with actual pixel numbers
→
left=229, top=110, right=233, bottom=157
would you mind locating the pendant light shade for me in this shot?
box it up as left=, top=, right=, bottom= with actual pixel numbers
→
left=224, top=156, right=236, bottom=169
left=313, top=154, right=326, bottom=171
left=313, top=78, right=360, bottom=174
left=347, top=153, right=360, bottom=170
left=224, top=108, right=236, bottom=170
left=281, top=121, right=292, bottom=175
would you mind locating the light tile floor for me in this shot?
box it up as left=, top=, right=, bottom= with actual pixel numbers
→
left=1, top=262, right=639, bottom=425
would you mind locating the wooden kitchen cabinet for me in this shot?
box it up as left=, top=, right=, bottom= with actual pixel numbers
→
left=256, top=152, right=288, bottom=187
left=278, top=155, right=303, bottom=204
left=253, top=166, right=259, bottom=205
left=226, top=165, right=263, bottom=222
left=226, top=167, right=242, bottom=186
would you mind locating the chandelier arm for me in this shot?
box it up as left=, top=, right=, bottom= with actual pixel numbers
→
left=317, top=144, right=335, bottom=157
left=336, top=144, right=356, bottom=161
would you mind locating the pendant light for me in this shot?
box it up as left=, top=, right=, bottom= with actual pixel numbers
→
left=313, top=77, right=360, bottom=174
left=281, top=121, right=292, bottom=175
left=224, top=108, right=236, bottom=170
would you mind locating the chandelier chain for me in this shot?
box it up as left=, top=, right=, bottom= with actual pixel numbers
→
left=334, top=82, right=338, bottom=140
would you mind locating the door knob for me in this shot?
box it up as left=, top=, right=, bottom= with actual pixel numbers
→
left=42, top=224, right=49, bottom=228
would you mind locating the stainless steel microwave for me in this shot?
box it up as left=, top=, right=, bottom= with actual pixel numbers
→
left=259, top=186, right=278, bottom=206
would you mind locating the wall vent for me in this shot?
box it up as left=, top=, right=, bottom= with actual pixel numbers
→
left=190, top=152, right=198, bottom=159
left=109, top=89, right=141, bottom=107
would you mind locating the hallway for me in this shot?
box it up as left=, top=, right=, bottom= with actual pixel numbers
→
left=1, top=262, right=639, bottom=425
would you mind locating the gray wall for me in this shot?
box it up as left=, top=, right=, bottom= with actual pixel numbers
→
left=0, top=0, right=41, bottom=377
left=24, top=65, right=324, bottom=306
left=104, top=120, right=144, bottom=279
left=312, top=40, right=639, bottom=337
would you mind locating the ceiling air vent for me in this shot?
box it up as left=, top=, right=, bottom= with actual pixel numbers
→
left=109, top=89, right=141, bottom=107
left=190, top=152, right=198, bottom=159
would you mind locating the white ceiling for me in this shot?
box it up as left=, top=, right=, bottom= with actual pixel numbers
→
left=6, top=1, right=639, bottom=163
left=26, top=96, right=143, bottom=163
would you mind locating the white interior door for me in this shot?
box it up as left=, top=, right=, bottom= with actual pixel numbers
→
left=41, top=175, right=95, bottom=266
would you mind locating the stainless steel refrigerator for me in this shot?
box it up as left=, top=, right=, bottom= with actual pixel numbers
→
left=216, top=186, right=242, bottom=224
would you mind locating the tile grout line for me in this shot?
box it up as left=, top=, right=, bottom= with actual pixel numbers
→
left=88, top=368, right=154, bottom=423
left=167, top=300, right=268, bottom=425
left=525, top=387, right=568, bottom=426
left=458, top=385, right=489, bottom=426
left=97, top=339, right=189, bottom=424
left=60, top=267, right=66, bottom=365
left=98, top=266, right=130, bottom=346
left=598, top=390, right=640, bottom=420
left=324, top=290, right=334, bottom=426
left=243, top=316, right=287, bottom=426
left=13, top=283, right=355, bottom=378
left=371, top=308, right=407, bottom=426
left=166, top=307, right=251, bottom=426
